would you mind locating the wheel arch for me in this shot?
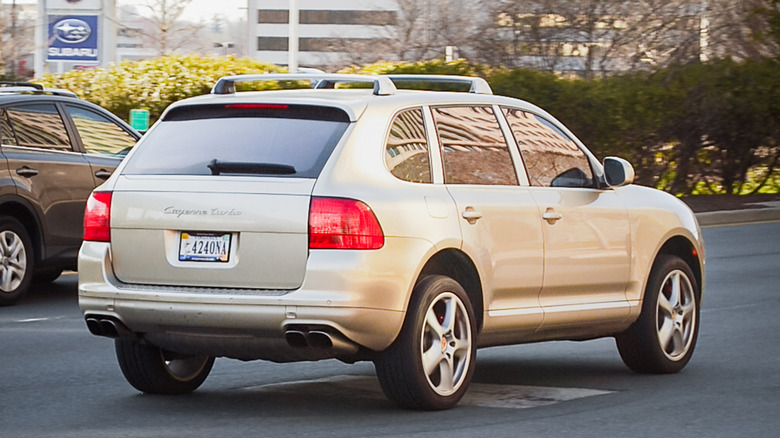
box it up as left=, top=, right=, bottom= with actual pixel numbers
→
left=655, top=235, right=703, bottom=298
left=0, top=198, right=45, bottom=264
left=418, top=248, right=484, bottom=333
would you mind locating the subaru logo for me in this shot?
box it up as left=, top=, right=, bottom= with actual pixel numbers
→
left=54, top=18, right=92, bottom=44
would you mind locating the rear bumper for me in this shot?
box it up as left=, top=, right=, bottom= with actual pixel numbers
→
left=77, top=239, right=429, bottom=361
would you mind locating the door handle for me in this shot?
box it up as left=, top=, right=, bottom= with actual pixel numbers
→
left=94, top=169, right=113, bottom=180
left=15, top=166, right=38, bottom=177
left=542, top=208, right=562, bottom=224
left=461, top=208, right=482, bottom=224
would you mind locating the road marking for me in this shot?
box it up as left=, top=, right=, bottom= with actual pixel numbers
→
left=16, top=317, right=52, bottom=323
left=241, top=375, right=612, bottom=409
left=0, top=316, right=84, bottom=333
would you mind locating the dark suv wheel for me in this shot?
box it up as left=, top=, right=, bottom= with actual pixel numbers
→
left=0, top=216, right=33, bottom=306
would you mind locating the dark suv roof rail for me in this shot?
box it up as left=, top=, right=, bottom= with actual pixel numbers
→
left=0, top=81, right=78, bottom=98
left=385, top=75, right=493, bottom=95
left=212, top=73, right=398, bottom=96
left=0, top=81, right=44, bottom=90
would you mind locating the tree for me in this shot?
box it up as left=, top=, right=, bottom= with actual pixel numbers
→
left=123, top=0, right=206, bottom=56
left=472, top=0, right=706, bottom=78
left=0, top=1, right=34, bottom=78
left=653, top=59, right=780, bottom=195
left=386, top=0, right=432, bottom=61
left=749, top=0, right=780, bottom=57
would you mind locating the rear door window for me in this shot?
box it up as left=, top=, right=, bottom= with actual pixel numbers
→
left=122, top=104, right=350, bottom=178
left=432, top=105, right=518, bottom=186
left=5, top=104, right=72, bottom=151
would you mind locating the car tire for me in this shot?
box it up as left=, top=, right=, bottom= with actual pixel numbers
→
left=374, top=275, right=476, bottom=410
left=33, top=268, right=63, bottom=284
left=616, top=254, right=700, bottom=374
left=115, top=339, right=215, bottom=395
left=0, top=216, right=34, bottom=306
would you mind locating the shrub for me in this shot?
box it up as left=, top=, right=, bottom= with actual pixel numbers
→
left=35, top=55, right=281, bottom=122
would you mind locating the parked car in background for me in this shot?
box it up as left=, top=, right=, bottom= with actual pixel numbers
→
left=0, top=82, right=140, bottom=305
left=79, top=74, right=704, bottom=410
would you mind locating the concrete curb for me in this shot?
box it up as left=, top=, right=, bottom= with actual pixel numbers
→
left=695, top=208, right=780, bottom=227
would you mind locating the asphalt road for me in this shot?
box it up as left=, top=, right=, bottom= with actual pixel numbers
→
left=1, top=221, right=778, bottom=438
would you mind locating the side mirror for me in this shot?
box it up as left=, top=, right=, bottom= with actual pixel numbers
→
left=603, top=157, right=635, bottom=187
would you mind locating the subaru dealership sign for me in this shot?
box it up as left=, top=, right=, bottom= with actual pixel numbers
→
left=47, top=15, right=99, bottom=62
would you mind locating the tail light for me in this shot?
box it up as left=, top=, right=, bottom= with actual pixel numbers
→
left=83, top=191, right=112, bottom=242
left=309, top=197, right=384, bottom=249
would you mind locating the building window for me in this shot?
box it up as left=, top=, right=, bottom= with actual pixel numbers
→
left=257, top=37, right=289, bottom=51
left=258, top=10, right=396, bottom=26
left=258, top=10, right=288, bottom=24
left=259, top=37, right=389, bottom=52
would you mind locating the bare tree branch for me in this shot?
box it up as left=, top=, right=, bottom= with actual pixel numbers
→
left=126, top=0, right=206, bottom=56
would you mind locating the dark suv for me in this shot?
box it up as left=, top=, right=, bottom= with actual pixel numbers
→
left=0, top=82, right=140, bottom=305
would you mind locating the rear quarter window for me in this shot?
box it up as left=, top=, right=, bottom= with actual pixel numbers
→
left=122, top=104, right=350, bottom=178
left=384, top=108, right=431, bottom=184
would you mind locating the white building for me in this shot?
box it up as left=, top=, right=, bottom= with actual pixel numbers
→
left=246, top=0, right=400, bottom=67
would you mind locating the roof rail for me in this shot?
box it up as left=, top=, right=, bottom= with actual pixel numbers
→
left=211, top=73, right=397, bottom=96
left=0, top=81, right=43, bottom=91
left=385, top=75, right=493, bottom=95
left=0, top=82, right=78, bottom=98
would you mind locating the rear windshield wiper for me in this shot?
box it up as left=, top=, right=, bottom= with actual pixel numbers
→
left=207, top=159, right=296, bottom=176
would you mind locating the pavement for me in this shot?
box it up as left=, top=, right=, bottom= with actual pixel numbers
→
left=688, top=197, right=780, bottom=227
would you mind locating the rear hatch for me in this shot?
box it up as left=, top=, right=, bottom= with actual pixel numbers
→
left=108, top=103, right=351, bottom=289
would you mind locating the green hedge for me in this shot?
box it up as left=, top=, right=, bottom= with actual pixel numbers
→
left=36, top=55, right=281, bottom=123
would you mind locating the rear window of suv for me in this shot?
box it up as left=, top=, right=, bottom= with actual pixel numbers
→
left=122, top=104, right=350, bottom=178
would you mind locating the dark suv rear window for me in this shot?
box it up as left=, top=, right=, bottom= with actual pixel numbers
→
left=122, top=104, right=350, bottom=178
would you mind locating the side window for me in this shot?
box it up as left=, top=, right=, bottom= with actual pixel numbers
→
left=5, top=104, right=72, bottom=151
left=433, top=106, right=518, bottom=185
left=65, top=105, right=137, bottom=156
left=503, top=107, right=594, bottom=188
left=384, top=108, right=431, bottom=183
left=0, top=109, right=17, bottom=145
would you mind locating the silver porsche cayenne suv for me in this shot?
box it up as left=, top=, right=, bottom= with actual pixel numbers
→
left=79, top=73, right=704, bottom=410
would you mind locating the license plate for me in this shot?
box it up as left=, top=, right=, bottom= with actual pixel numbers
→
left=178, top=232, right=231, bottom=262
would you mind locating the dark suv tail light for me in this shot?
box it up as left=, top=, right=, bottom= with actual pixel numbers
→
left=309, top=197, right=384, bottom=249
left=83, top=192, right=112, bottom=242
